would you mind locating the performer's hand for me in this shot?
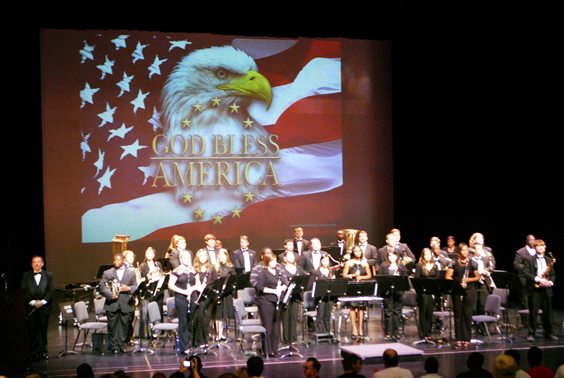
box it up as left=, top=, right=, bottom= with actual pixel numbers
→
left=120, top=284, right=130, bottom=292
left=539, top=278, right=551, bottom=287
left=33, top=301, right=44, bottom=308
left=112, top=294, right=119, bottom=300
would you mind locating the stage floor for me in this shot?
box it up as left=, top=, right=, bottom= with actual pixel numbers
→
left=7, top=300, right=564, bottom=378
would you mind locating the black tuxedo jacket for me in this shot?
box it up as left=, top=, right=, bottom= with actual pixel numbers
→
left=232, top=248, right=257, bottom=272
left=522, top=254, right=556, bottom=297
left=99, top=267, right=138, bottom=313
left=21, top=270, right=56, bottom=314
left=330, top=239, right=346, bottom=256
left=293, top=238, right=310, bottom=255
left=356, top=243, right=378, bottom=267
left=514, top=246, right=535, bottom=287
left=299, top=250, right=328, bottom=273
left=204, top=247, right=221, bottom=266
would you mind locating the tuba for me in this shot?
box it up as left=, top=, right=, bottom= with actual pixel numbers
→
left=341, top=229, right=360, bottom=254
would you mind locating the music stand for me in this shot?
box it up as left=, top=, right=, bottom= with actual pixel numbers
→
left=192, top=278, right=224, bottom=356
left=58, top=301, right=79, bottom=357
left=209, top=276, right=233, bottom=351
left=312, top=278, right=348, bottom=343
left=375, top=276, right=410, bottom=342
left=131, top=280, right=154, bottom=355
left=279, top=275, right=310, bottom=358
left=434, top=279, right=466, bottom=349
left=410, top=278, right=443, bottom=346
left=491, top=271, right=521, bottom=342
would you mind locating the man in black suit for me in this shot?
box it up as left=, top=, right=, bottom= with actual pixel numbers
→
left=356, top=230, right=378, bottom=275
left=21, top=256, right=56, bottom=360
left=232, top=235, right=257, bottom=273
left=299, top=238, right=327, bottom=273
left=390, top=228, right=416, bottom=271
left=514, top=234, right=536, bottom=325
left=430, top=238, right=452, bottom=273
left=99, top=253, right=138, bottom=353
left=293, top=227, right=310, bottom=256
left=522, top=239, right=557, bottom=341
left=330, top=230, right=346, bottom=257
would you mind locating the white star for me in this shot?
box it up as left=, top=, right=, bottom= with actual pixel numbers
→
left=97, top=102, right=117, bottom=127
left=148, top=55, right=167, bottom=78
left=169, top=40, right=192, bottom=51
left=79, top=41, right=95, bottom=63
left=148, top=107, right=162, bottom=133
left=116, top=72, right=134, bottom=97
left=96, top=55, right=114, bottom=79
left=93, top=149, right=105, bottom=177
left=80, top=131, right=91, bottom=161
left=131, top=89, right=150, bottom=114
left=80, top=82, right=99, bottom=108
left=108, top=123, right=133, bottom=141
left=97, top=166, right=116, bottom=194
left=132, top=41, right=149, bottom=63
left=120, top=139, right=148, bottom=160
left=111, top=35, right=129, bottom=50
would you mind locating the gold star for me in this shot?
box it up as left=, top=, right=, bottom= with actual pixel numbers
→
left=244, top=191, right=255, bottom=202
left=194, top=207, right=205, bottom=219
left=182, top=193, right=193, bottom=203
left=213, top=213, right=224, bottom=224
left=211, top=97, right=221, bottom=107
left=229, top=102, right=240, bottom=113
left=192, top=102, right=203, bottom=112
left=182, top=118, right=191, bottom=129
left=231, top=206, right=242, bottom=218
left=243, top=118, right=254, bottom=129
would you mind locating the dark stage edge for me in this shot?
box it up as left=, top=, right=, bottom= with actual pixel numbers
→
left=7, top=304, right=564, bottom=378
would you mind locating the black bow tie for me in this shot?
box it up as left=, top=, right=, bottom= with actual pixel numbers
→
left=34, top=272, right=41, bottom=276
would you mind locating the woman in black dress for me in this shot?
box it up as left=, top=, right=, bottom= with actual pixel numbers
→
left=377, top=249, right=408, bottom=340
left=414, top=248, right=439, bottom=341
left=192, top=249, right=218, bottom=348
left=215, top=248, right=235, bottom=341
left=281, top=250, right=307, bottom=345
left=311, top=254, right=336, bottom=334
left=168, top=250, right=197, bottom=354
left=445, top=242, right=480, bottom=347
left=342, top=245, right=372, bottom=339
left=256, top=253, right=288, bottom=356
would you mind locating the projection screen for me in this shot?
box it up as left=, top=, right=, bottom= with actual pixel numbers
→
left=40, top=29, right=392, bottom=286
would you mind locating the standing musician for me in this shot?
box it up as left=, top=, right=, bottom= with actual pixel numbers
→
left=232, top=235, right=257, bottom=273
left=168, top=250, right=197, bottom=354
left=342, top=245, right=372, bottom=339
left=168, top=235, right=193, bottom=270
left=215, top=248, right=235, bottom=341
left=281, top=250, right=307, bottom=345
left=471, top=242, right=495, bottom=334
left=99, top=253, right=138, bottom=353
left=204, top=234, right=221, bottom=266
left=445, top=243, right=480, bottom=348
left=256, top=253, right=289, bottom=357
left=21, top=255, right=56, bottom=360
left=523, top=239, right=558, bottom=341
left=414, top=248, right=439, bottom=341
left=192, top=249, right=218, bottom=348
left=513, top=234, right=537, bottom=327
left=311, top=254, right=336, bottom=334
left=138, top=247, right=165, bottom=337
left=377, top=249, right=408, bottom=341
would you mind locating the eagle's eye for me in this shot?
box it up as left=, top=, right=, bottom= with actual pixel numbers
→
left=215, top=69, right=228, bottom=80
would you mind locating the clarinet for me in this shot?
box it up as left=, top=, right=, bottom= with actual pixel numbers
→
left=196, top=269, right=209, bottom=304
left=276, top=271, right=282, bottom=311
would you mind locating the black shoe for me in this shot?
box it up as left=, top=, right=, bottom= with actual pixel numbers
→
left=527, top=335, right=535, bottom=342
left=545, top=334, right=558, bottom=341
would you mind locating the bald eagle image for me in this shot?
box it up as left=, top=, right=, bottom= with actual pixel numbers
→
left=156, top=45, right=275, bottom=203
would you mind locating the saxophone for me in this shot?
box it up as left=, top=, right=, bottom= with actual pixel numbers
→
left=534, top=252, right=556, bottom=289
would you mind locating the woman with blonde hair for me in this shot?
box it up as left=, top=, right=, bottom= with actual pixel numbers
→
left=192, top=249, right=218, bottom=347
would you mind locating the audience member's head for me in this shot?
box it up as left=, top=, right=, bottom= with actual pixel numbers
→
left=467, top=352, right=485, bottom=370
left=504, top=350, right=522, bottom=368
left=218, top=374, right=237, bottom=378
left=303, top=357, right=321, bottom=377
left=169, top=373, right=185, bottom=378
left=151, top=373, right=167, bottom=378
left=343, top=353, right=362, bottom=373
left=76, top=363, right=94, bottom=378
left=527, top=346, right=543, bottom=368
left=424, top=357, right=439, bottom=374
left=383, top=348, right=399, bottom=368
left=493, top=355, right=518, bottom=378
left=247, top=356, right=264, bottom=377
left=235, top=367, right=249, bottom=378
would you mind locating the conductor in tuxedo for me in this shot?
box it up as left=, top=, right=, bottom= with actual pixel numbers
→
left=522, top=239, right=558, bottom=341
left=232, top=235, right=257, bottom=273
left=299, top=238, right=327, bottom=273
left=21, top=256, right=56, bottom=360
left=99, top=253, right=138, bottom=353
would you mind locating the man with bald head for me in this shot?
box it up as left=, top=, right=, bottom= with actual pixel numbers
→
left=372, top=348, right=414, bottom=378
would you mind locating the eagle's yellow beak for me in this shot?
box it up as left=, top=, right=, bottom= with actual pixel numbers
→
left=219, top=70, right=273, bottom=111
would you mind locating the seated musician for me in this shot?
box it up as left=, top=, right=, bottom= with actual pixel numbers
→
left=342, top=245, right=372, bottom=339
